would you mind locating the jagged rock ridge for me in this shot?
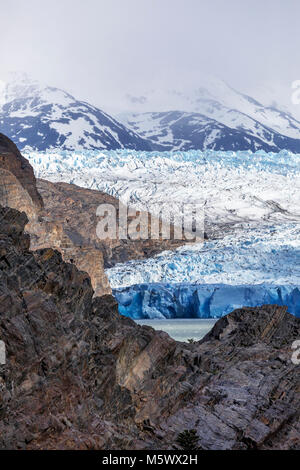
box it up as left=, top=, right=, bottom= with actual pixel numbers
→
left=0, top=205, right=299, bottom=449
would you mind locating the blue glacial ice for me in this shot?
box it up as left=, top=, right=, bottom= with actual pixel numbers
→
left=106, top=224, right=300, bottom=287
left=109, top=222, right=300, bottom=318
left=113, top=284, right=300, bottom=319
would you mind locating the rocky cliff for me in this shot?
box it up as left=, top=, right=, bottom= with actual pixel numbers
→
left=0, top=205, right=299, bottom=450
left=27, top=179, right=189, bottom=296
left=0, top=133, right=189, bottom=296
left=35, top=179, right=189, bottom=268
left=0, top=133, right=43, bottom=218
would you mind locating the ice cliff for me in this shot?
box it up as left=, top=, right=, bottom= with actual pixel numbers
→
left=114, top=283, right=300, bottom=319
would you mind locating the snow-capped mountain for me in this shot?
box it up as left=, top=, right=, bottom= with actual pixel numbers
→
left=119, top=78, right=300, bottom=152
left=2, top=73, right=300, bottom=152
left=118, top=110, right=300, bottom=152
left=0, top=73, right=151, bottom=152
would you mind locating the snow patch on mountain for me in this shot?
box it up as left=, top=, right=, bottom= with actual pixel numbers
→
left=0, top=73, right=151, bottom=152
left=119, top=110, right=297, bottom=152
left=119, top=77, right=300, bottom=152
left=122, top=77, right=300, bottom=140
left=2, top=73, right=300, bottom=152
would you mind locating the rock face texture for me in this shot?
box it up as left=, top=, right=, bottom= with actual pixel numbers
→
left=35, top=179, right=190, bottom=268
left=0, top=133, right=43, bottom=218
left=0, top=205, right=299, bottom=450
left=28, top=214, right=111, bottom=297
left=27, top=179, right=189, bottom=296
left=0, top=133, right=110, bottom=295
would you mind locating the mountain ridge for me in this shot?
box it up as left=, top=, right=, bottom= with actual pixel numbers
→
left=118, top=77, right=300, bottom=152
left=0, top=74, right=151, bottom=152
left=119, top=109, right=300, bottom=152
left=2, top=73, right=300, bottom=152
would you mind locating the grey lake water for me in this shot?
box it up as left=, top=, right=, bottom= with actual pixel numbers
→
left=135, top=318, right=217, bottom=342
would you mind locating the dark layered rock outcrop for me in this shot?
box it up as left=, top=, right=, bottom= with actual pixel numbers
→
left=0, top=205, right=299, bottom=450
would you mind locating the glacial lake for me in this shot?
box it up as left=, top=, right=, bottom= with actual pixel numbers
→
left=135, top=318, right=217, bottom=342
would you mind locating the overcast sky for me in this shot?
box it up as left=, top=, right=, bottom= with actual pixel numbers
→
left=1, top=0, right=300, bottom=113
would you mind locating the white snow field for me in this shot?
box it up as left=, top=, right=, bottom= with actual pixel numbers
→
left=27, top=149, right=300, bottom=318
left=27, top=149, right=300, bottom=227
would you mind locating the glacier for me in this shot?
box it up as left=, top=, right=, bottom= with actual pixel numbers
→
left=113, top=284, right=300, bottom=319
left=106, top=224, right=300, bottom=287
left=26, top=148, right=300, bottom=319
left=26, top=148, right=300, bottom=232
left=109, top=222, right=300, bottom=318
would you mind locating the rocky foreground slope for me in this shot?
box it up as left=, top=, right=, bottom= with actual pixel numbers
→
left=0, top=205, right=299, bottom=450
